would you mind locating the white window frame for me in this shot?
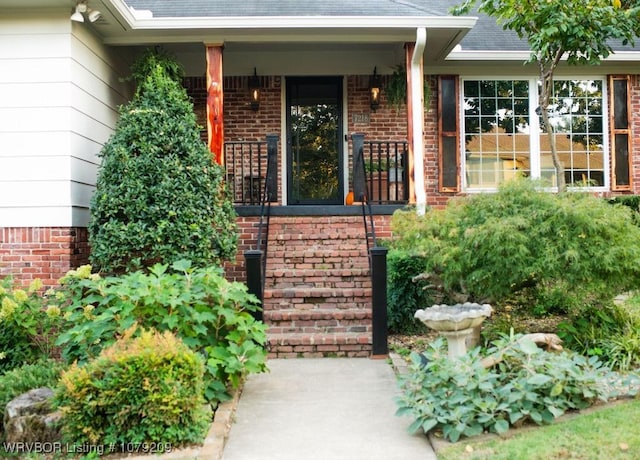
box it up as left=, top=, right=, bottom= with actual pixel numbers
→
left=460, top=76, right=609, bottom=193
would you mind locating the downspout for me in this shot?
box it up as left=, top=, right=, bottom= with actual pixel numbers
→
left=410, top=28, right=427, bottom=216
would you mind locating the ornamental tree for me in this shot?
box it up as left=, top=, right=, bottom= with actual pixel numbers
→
left=89, top=50, right=237, bottom=274
left=453, top=0, right=640, bottom=191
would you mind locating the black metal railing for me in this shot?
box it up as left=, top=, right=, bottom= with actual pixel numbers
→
left=242, top=135, right=278, bottom=322
left=362, top=139, right=409, bottom=205
left=225, top=140, right=269, bottom=205
left=351, top=133, right=389, bottom=356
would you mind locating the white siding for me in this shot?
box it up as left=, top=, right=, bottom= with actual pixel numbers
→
left=0, top=9, right=133, bottom=227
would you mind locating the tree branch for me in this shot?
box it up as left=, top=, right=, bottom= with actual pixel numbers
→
left=481, top=333, right=563, bottom=368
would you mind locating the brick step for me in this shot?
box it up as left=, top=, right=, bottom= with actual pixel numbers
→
left=269, top=267, right=370, bottom=279
left=266, top=267, right=371, bottom=289
left=267, top=332, right=372, bottom=358
left=264, top=308, right=372, bottom=334
left=263, top=286, right=371, bottom=311
left=266, top=258, right=370, bottom=272
left=267, top=246, right=369, bottom=261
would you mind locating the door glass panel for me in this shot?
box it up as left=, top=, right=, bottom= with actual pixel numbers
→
left=287, top=78, right=342, bottom=204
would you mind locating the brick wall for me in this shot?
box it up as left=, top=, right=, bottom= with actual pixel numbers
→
left=0, top=227, right=89, bottom=288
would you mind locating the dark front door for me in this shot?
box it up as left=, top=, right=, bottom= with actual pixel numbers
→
left=286, top=77, right=343, bottom=205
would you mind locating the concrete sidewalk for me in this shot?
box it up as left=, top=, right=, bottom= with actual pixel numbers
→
left=222, top=358, right=436, bottom=460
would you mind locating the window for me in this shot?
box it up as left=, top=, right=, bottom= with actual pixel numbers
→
left=462, top=78, right=607, bottom=191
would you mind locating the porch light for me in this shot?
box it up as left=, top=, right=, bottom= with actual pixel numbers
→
left=88, top=9, right=102, bottom=22
left=71, top=2, right=101, bottom=23
left=249, top=68, right=260, bottom=111
left=70, top=2, right=86, bottom=22
left=370, top=67, right=382, bottom=111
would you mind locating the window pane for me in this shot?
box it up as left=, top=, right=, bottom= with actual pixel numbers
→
left=613, top=79, right=629, bottom=129
left=539, top=79, right=605, bottom=189
left=463, top=79, right=530, bottom=189
left=615, top=133, right=630, bottom=186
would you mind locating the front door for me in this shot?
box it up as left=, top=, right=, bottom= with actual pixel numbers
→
left=286, top=77, right=343, bottom=205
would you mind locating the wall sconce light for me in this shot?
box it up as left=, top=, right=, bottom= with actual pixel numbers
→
left=249, top=68, right=260, bottom=111
left=370, top=67, right=382, bottom=111
left=71, top=2, right=102, bottom=23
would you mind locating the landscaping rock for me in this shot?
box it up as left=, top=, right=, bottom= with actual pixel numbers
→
left=3, top=387, right=61, bottom=443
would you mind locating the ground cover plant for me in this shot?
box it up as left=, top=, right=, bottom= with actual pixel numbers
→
left=396, top=335, right=640, bottom=443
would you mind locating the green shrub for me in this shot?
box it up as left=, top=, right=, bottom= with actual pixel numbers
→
left=396, top=335, right=637, bottom=443
left=55, top=260, right=267, bottom=404
left=608, top=195, right=640, bottom=224
left=0, top=277, right=62, bottom=371
left=89, top=48, right=237, bottom=274
left=56, top=328, right=209, bottom=449
left=0, top=360, right=65, bottom=437
left=390, top=179, right=640, bottom=313
left=558, top=302, right=640, bottom=371
left=387, top=251, right=433, bottom=334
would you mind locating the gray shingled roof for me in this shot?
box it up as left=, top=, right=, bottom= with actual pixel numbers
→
left=124, top=0, right=452, bottom=17
left=122, top=1, right=634, bottom=52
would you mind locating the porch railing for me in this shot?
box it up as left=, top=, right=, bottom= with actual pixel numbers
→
left=352, top=135, right=409, bottom=205
left=225, top=139, right=276, bottom=205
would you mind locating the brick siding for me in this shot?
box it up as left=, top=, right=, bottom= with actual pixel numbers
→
left=0, top=227, right=89, bottom=288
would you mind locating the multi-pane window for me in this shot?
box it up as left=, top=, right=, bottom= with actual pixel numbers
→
left=462, top=78, right=607, bottom=190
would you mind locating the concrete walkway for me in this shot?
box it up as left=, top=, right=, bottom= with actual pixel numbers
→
left=222, top=358, right=436, bottom=460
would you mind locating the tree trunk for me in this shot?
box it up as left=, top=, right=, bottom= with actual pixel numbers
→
left=538, top=58, right=566, bottom=192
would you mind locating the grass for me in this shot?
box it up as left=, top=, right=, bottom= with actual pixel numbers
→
left=436, top=398, right=640, bottom=460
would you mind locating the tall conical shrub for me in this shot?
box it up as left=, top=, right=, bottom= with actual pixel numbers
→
left=89, top=50, right=237, bottom=274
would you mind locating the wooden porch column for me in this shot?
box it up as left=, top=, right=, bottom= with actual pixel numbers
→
left=206, top=45, right=224, bottom=165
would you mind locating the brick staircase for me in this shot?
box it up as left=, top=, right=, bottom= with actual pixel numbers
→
left=263, top=216, right=373, bottom=357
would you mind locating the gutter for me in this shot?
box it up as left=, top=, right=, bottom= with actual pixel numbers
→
left=411, top=27, right=427, bottom=216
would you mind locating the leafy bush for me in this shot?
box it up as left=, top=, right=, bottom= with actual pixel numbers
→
left=608, top=195, right=640, bottom=224
left=89, top=48, right=237, bottom=274
left=56, top=328, right=209, bottom=449
left=396, top=335, right=636, bottom=443
left=558, top=302, right=640, bottom=371
left=387, top=251, right=433, bottom=334
left=390, top=179, right=640, bottom=313
left=0, top=360, right=65, bottom=437
left=0, top=278, right=62, bottom=371
left=55, top=260, right=267, bottom=404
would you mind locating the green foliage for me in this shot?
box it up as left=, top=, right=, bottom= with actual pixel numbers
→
left=384, top=65, right=431, bottom=110
left=396, top=335, right=636, bottom=443
left=55, top=328, right=209, bottom=449
left=609, top=195, right=640, bottom=224
left=452, top=0, right=639, bottom=65
left=89, top=49, right=237, bottom=274
left=0, top=277, right=63, bottom=371
left=55, top=261, right=267, bottom=404
left=558, top=302, right=640, bottom=371
left=387, top=251, right=433, bottom=334
left=127, top=47, right=184, bottom=90
left=0, top=360, right=65, bottom=437
left=390, top=179, right=640, bottom=312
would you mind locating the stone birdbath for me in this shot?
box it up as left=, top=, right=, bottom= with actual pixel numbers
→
left=414, top=303, right=493, bottom=358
